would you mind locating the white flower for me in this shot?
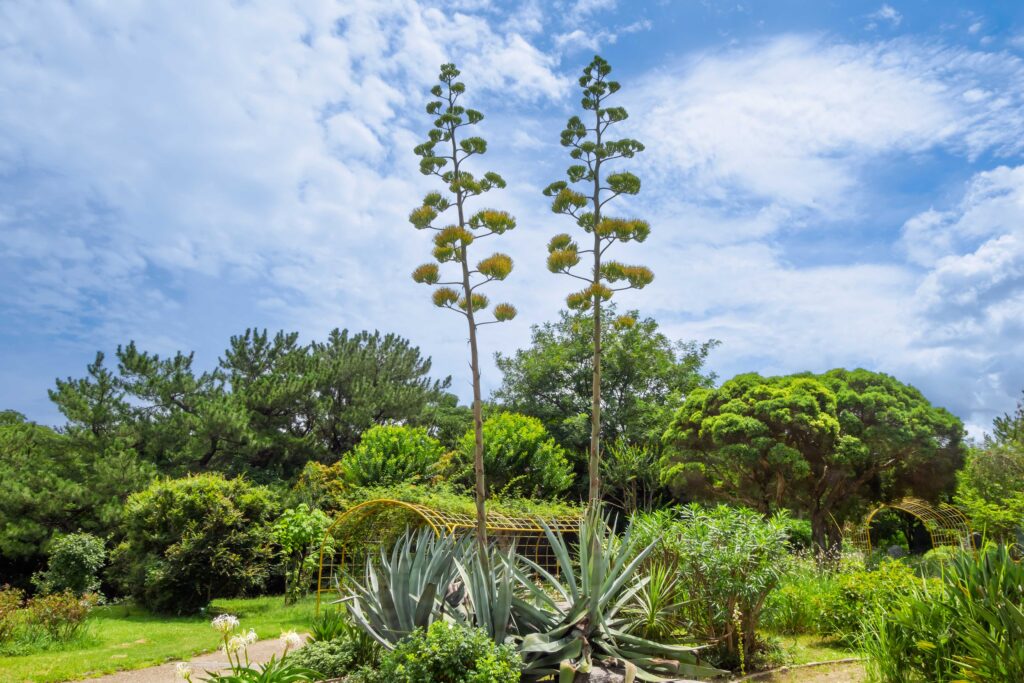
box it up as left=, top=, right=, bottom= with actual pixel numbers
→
left=280, top=630, right=303, bottom=649
left=175, top=662, right=192, bottom=681
left=212, top=614, right=240, bottom=634
left=244, top=629, right=258, bottom=645
left=226, top=635, right=247, bottom=653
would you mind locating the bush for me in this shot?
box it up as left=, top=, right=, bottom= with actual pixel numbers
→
left=762, top=553, right=833, bottom=635
left=370, top=621, right=521, bottom=683
left=818, top=558, right=927, bottom=642
left=0, top=585, right=23, bottom=642
left=26, top=591, right=96, bottom=642
left=32, top=532, right=106, bottom=596
left=454, top=412, right=572, bottom=498
left=630, top=505, right=790, bottom=670
left=783, top=518, right=814, bottom=550
left=271, top=504, right=332, bottom=605
left=109, top=474, right=277, bottom=614
left=339, top=425, right=445, bottom=487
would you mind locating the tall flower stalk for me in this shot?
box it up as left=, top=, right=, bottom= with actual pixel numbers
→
left=410, top=63, right=518, bottom=555
left=544, top=55, right=652, bottom=504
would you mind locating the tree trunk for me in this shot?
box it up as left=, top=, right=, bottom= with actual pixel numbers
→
left=811, top=507, right=828, bottom=554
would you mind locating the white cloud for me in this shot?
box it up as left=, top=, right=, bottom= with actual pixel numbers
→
left=629, top=36, right=1024, bottom=218
left=903, top=167, right=1024, bottom=432
left=867, top=4, right=903, bottom=30
left=0, top=1, right=565, bottom=338
left=572, top=0, right=617, bottom=16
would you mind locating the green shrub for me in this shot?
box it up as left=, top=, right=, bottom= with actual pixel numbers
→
left=339, top=425, right=445, bottom=487
left=271, top=504, right=332, bottom=605
left=819, top=558, right=926, bottom=642
left=0, top=585, right=23, bottom=642
left=630, top=505, right=790, bottom=670
left=305, top=606, right=380, bottom=670
left=286, top=639, right=357, bottom=679
left=26, top=591, right=96, bottom=642
left=109, top=474, right=277, bottom=614
left=454, top=412, right=572, bottom=498
left=762, top=553, right=833, bottom=635
left=783, top=518, right=814, bottom=550
left=371, top=621, right=521, bottom=683
left=32, top=532, right=106, bottom=596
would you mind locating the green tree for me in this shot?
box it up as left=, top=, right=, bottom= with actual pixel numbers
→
left=218, top=328, right=322, bottom=478
left=57, top=329, right=450, bottom=479
left=988, top=390, right=1024, bottom=447
left=339, top=424, right=445, bottom=487
left=409, top=63, right=518, bottom=553
left=956, top=391, right=1024, bottom=543
left=543, top=55, right=652, bottom=503
left=49, top=351, right=130, bottom=440
left=309, top=329, right=453, bottom=457
left=663, top=369, right=965, bottom=549
left=0, top=413, right=151, bottom=587
left=494, top=307, right=716, bottom=491
left=454, top=412, right=573, bottom=499
left=110, top=473, right=277, bottom=613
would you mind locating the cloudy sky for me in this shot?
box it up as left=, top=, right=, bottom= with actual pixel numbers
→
left=3, top=0, right=1023, bottom=436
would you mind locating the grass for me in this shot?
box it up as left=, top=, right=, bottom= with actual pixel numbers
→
left=0, top=595, right=315, bottom=683
left=776, top=633, right=857, bottom=666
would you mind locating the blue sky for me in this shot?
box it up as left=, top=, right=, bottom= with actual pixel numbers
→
left=2, top=0, right=1024, bottom=436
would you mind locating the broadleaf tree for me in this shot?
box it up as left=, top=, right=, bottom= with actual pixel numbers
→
left=663, top=369, right=966, bottom=550
left=409, top=63, right=517, bottom=553
left=543, top=55, right=652, bottom=503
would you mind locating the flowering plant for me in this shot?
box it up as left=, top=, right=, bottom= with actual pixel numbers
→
left=176, top=615, right=320, bottom=682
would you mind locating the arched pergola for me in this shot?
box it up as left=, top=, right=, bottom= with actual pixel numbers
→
left=848, top=497, right=973, bottom=554
left=315, top=498, right=580, bottom=612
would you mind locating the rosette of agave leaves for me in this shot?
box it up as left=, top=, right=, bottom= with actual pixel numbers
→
left=343, top=508, right=726, bottom=682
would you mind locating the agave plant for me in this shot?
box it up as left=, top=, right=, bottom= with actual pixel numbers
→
left=512, top=506, right=724, bottom=682
left=454, top=542, right=517, bottom=644
left=344, top=528, right=468, bottom=648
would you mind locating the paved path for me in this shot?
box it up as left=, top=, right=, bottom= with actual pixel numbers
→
left=74, top=637, right=304, bottom=683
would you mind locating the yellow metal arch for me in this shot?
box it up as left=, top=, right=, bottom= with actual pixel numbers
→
left=849, top=497, right=973, bottom=554
left=315, top=498, right=579, bottom=612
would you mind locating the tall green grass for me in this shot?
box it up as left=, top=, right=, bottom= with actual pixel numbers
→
left=861, top=545, right=1024, bottom=683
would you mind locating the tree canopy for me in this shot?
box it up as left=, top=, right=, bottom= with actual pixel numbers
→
left=47, top=328, right=452, bottom=480
left=493, top=307, right=716, bottom=492
left=662, top=369, right=965, bottom=549
left=956, top=390, right=1024, bottom=542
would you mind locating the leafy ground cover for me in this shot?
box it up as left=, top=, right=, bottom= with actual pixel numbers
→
left=0, top=595, right=313, bottom=683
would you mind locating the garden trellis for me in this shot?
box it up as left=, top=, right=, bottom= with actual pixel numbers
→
left=847, top=497, right=974, bottom=554
left=315, top=498, right=580, bottom=613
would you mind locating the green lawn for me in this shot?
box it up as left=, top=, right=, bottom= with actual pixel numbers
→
left=773, top=633, right=859, bottom=665
left=0, top=595, right=315, bottom=683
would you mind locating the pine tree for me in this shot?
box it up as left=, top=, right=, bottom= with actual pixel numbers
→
left=410, top=64, right=517, bottom=552
left=544, top=55, right=652, bottom=503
